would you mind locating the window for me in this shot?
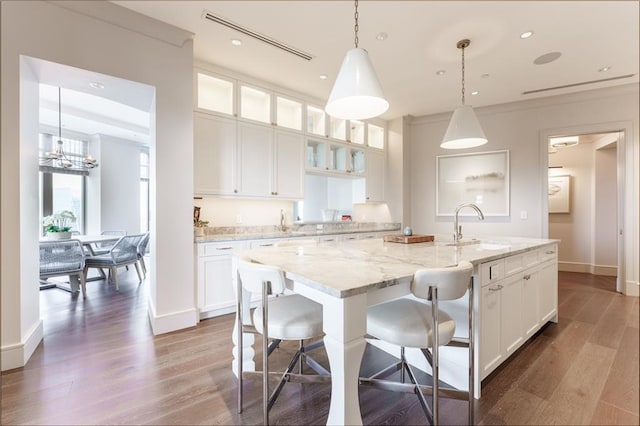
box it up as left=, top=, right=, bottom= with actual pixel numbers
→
left=40, top=172, right=85, bottom=234
left=140, top=151, right=150, bottom=233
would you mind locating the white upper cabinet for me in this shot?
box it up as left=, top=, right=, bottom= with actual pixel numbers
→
left=196, top=72, right=235, bottom=116
left=306, top=105, right=326, bottom=137
left=350, top=120, right=365, bottom=145
left=194, top=113, right=237, bottom=195
left=194, top=67, right=386, bottom=200
left=240, top=84, right=271, bottom=124
left=368, top=123, right=385, bottom=149
left=276, top=96, right=303, bottom=131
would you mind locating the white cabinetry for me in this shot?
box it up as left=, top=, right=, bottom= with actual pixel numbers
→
left=479, top=245, right=558, bottom=379
left=194, top=113, right=237, bottom=195
left=273, top=130, right=304, bottom=198
left=366, top=149, right=385, bottom=202
left=196, top=240, right=247, bottom=319
left=237, top=122, right=273, bottom=196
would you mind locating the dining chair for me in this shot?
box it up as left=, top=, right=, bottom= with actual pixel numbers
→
left=360, top=261, right=474, bottom=425
left=137, top=232, right=150, bottom=278
left=84, top=234, right=145, bottom=291
left=236, top=258, right=329, bottom=425
left=92, top=230, right=127, bottom=255
left=39, top=239, right=87, bottom=297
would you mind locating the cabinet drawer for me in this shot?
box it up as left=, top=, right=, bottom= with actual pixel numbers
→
left=199, top=241, right=245, bottom=256
left=522, top=250, right=540, bottom=268
left=481, top=259, right=505, bottom=287
left=504, top=255, right=523, bottom=276
left=250, top=239, right=281, bottom=249
left=540, top=245, right=558, bottom=262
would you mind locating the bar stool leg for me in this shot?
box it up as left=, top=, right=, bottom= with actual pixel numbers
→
left=431, top=286, right=439, bottom=426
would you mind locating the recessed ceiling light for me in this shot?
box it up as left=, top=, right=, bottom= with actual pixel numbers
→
left=598, top=66, right=611, bottom=72
left=520, top=31, right=534, bottom=39
left=89, top=81, right=104, bottom=89
left=481, top=73, right=490, bottom=79
left=436, top=70, right=446, bottom=76
left=319, top=74, right=328, bottom=80
left=231, top=39, right=242, bottom=46
left=376, top=32, right=388, bottom=41
left=471, top=91, right=479, bottom=96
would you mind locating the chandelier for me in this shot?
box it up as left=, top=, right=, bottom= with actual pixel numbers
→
left=40, top=87, right=98, bottom=170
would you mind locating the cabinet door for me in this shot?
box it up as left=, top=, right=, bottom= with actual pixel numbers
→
left=538, top=260, right=558, bottom=323
left=237, top=122, right=273, bottom=196
left=197, top=242, right=245, bottom=318
left=366, top=149, right=385, bottom=202
left=194, top=113, right=237, bottom=195
left=481, top=283, right=503, bottom=378
left=501, top=274, right=524, bottom=356
left=274, top=130, right=304, bottom=198
left=522, top=270, right=541, bottom=338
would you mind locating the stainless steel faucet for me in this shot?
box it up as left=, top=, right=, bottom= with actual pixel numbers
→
left=454, top=203, right=485, bottom=243
left=280, top=209, right=287, bottom=232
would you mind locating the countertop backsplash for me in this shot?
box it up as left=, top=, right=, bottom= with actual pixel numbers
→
left=195, top=222, right=401, bottom=243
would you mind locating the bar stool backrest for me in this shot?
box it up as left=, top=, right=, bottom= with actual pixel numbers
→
left=411, top=261, right=473, bottom=301
left=238, top=260, right=287, bottom=296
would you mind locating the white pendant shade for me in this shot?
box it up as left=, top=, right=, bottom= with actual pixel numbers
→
left=325, top=48, right=389, bottom=120
left=441, top=105, right=488, bottom=149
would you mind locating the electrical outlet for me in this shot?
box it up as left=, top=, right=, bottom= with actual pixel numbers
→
left=235, top=214, right=243, bottom=224
left=316, top=224, right=324, bottom=230
left=520, top=210, right=528, bottom=220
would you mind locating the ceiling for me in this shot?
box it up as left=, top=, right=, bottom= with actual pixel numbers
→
left=34, top=1, right=638, bottom=144
left=113, top=0, right=639, bottom=119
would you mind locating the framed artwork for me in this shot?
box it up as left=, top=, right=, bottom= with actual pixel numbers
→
left=436, top=150, right=510, bottom=216
left=548, top=175, right=571, bottom=213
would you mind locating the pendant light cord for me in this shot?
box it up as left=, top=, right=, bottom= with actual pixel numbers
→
left=354, top=0, right=359, bottom=48
left=58, top=87, right=62, bottom=140
left=461, top=45, right=466, bottom=105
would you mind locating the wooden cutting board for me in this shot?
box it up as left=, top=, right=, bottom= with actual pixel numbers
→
left=383, top=234, right=435, bottom=244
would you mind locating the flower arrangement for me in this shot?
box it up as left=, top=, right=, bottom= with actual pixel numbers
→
left=42, top=210, right=76, bottom=233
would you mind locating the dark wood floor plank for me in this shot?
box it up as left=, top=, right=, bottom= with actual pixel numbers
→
left=530, top=342, right=616, bottom=425
left=517, top=319, right=594, bottom=400
left=590, top=401, right=640, bottom=425
left=598, top=326, right=640, bottom=416
left=589, top=294, right=637, bottom=349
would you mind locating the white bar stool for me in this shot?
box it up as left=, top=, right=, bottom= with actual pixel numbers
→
left=236, top=259, right=329, bottom=425
left=361, top=261, right=474, bottom=425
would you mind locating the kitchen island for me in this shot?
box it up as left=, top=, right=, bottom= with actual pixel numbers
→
left=234, top=236, right=558, bottom=425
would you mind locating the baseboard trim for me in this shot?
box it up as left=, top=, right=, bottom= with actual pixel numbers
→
left=558, top=261, right=617, bottom=276
left=147, top=298, right=198, bottom=335
left=1, top=320, right=43, bottom=371
left=625, top=281, right=639, bottom=297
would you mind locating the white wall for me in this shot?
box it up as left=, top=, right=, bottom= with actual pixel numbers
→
left=1, top=0, right=195, bottom=370
left=594, top=144, right=618, bottom=269
left=195, top=197, right=293, bottom=227
left=405, top=84, right=638, bottom=293
left=97, top=135, right=142, bottom=235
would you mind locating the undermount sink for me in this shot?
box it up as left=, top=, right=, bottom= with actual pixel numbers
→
left=446, top=240, right=511, bottom=250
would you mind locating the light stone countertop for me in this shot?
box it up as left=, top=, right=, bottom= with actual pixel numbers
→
left=236, top=236, right=558, bottom=298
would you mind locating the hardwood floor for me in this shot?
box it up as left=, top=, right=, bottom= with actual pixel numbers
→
left=2, top=270, right=637, bottom=425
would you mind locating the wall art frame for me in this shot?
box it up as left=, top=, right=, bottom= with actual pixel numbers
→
left=548, top=175, right=571, bottom=213
left=436, top=149, right=510, bottom=216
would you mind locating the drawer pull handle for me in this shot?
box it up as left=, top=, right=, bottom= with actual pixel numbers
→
left=216, top=247, right=233, bottom=250
left=545, top=250, right=555, bottom=254
left=489, top=285, right=503, bottom=292
left=524, top=274, right=531, bottom=280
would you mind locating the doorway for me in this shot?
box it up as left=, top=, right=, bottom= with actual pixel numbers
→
left=547, top=131, right=623, bottom=292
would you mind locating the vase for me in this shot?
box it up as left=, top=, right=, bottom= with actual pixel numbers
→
left=48, top=231, right=71, bottom=240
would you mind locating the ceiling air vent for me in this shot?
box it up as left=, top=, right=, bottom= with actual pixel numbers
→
left=202, top=10, right=314, bottom=61
left=522, top=74, right=635, bottom=95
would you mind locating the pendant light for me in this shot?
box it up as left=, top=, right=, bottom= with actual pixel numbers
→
left=325, top=0, right=389, bottom=120
left=40, top=87, right=98, bottom=170
left=441, top=39, right=488, bottom=149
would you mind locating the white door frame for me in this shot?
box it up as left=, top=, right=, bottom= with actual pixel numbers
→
left=540, top=120, right=633, bottom=294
